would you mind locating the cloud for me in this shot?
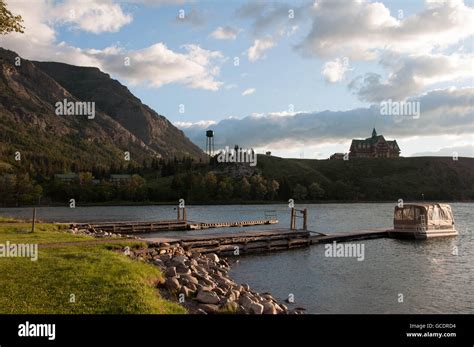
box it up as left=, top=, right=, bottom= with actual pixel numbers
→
left=297, top=0, right=474, bottom=60
left=210, top=26, right=240, bottom=40
left=0, top=1, right=224, bottom=91
left=411, top=145, right=474, bottom=158
left=174, top=120, right=217, bottom=129
left=178, top=87, right=474, bottom=153
left=349, top=52, right=473, bottom=102
left=322, top=58, right=350, bottom=83
left=175, top=8, right=206, bottom=27
left=236, top=2, right=301, bottom=36
left=90, top=43, right=224, bottom=90
left=247, top=37, right=275, bottom=62
left=54, top=0, right=132, bottom=34
left=242, top=88, right=256, bottom=96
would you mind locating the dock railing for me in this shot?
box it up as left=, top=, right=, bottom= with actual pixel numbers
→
left=290, top=208, right=308, bottom=231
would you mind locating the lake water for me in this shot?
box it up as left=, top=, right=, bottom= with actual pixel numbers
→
left=1, top=203, right=472, bottom=314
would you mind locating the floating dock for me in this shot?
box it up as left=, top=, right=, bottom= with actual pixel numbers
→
left=71, top=219, right=278, bottom=234
left=144, top=228, right=390, bottom=256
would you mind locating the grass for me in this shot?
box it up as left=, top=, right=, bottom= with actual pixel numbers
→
left=0, top=221, right=185, bottom=314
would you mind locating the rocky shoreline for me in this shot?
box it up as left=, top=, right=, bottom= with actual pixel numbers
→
left=70, top=225, right=305, bottom=314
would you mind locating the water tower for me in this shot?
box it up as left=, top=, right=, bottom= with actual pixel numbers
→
left=206, top=130, right=214, bottom=156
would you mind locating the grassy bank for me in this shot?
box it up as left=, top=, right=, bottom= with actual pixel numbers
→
left=0, top=220, right=185, bottom=314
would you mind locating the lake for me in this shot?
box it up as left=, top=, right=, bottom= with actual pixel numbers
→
left=1, top=203, right=472, bottom=313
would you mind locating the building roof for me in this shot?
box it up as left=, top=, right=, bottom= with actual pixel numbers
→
left=350, top=128, right=400, bottom=151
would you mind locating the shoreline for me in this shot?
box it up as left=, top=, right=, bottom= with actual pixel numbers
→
left=71, top=225, right=302, bottom=314
left=1, top=199, right=473, bottom=209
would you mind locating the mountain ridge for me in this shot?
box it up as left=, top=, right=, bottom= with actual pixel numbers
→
left=0, top=47, right=205, bottom=174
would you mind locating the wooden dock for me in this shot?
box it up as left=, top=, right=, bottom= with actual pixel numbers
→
left=144, top=228, right=390, bottom=256
left=71, top=219, right=279, bottom=234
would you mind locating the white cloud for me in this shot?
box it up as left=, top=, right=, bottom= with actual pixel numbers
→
left=54, top=0, right=132, bottom=34
left=91, top=43, right=224, bottom=90
left=349, top=52, right=473, bottom=102
left=298, top=0, right=474, bottom=60
left=247, top=37, right=275, bottom=62
left=180, top=87, right=474, bottom=156
left=0, top=1, right=224, bottom=91
left=322, top=58, right=350, bottom=83
left=174, top=120, right=217, bottom=129
left=242, top=88, right=256, bottom=96
left=210, top=26, right=240, bottom=40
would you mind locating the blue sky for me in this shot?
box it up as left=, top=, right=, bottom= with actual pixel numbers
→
left=2, top=0, right=473, bottom=158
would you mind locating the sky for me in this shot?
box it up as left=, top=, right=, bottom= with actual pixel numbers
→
left=1, top=0, right=473, bottom=158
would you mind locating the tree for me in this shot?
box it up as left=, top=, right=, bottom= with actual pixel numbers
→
left=293, top=184, right=308, bottom=200
left=308, top=182, right=325, bottom=200
left=0, top=0, right=24, bottom=35
left=217, top=177, right=234, bottom=200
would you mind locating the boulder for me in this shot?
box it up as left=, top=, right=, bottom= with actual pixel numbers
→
left=165, top=267, right=177, bottom=277
left=250, top=302, right=264, bottom=315
left=262, top=301, right=277, bottom=314
left=213, top=286, right=226, bottom=296
left=242, top=283, right=250, bottom=292
left=152, top=258, right=165, bottom=268
left=206, top=253, right=219, bottom=263
left=176, top=263, right=190, bottom=274
left=180, top=286, right=192, bottom=298
left=170, top=255, right=188, bottom=267
left=165, top=277, right=180, bottom=292
left=239, top=294, right=254, bottom=310
left=197, top=303, right=219, bottom=314
left=180, top=274, right=199, bottom=285
left=196, top=290, right=220, bottom=305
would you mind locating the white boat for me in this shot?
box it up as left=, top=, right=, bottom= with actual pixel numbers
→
left=388, top=203, right=458, bottom=239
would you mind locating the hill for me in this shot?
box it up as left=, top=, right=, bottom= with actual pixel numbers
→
left=0, top=47, right=206, bottom=175
left=255, top=155, right=474, bottom=201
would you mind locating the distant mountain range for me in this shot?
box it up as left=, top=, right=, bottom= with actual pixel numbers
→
left=0, top=47, right=206, bottom=172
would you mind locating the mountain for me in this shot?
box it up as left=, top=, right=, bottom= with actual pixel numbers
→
left=34, top=60, right=205, bottom=161
left=0, top=47, right=205, bottom=174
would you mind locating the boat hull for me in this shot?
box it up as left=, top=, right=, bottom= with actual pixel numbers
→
left=388, top=228, right=458, bottom=240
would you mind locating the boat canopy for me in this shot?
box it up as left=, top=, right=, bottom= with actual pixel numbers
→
left=394, top=204, right=454, bottom=227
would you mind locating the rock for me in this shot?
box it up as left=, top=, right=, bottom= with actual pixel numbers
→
left=187, top=283, right=198, bottom=293
left=231, top=289, right=240, bottom=300
left=165, top=267, right=177, bottom=277
left=242, top=283, right=250, bottom=292
left=206, top=253, right=219, bottom=263
left=197, top=303, right=219, bottom=314
left=262, top=301, right=277, bottom=314
left=176, top=263, right=190, bottom=274
left=180, top=274, right=199, bottom=285
left=213, top=286, right=226, bottom=296
left=159, top=254, right=172, bottom=262
left=180, top=286, right=192, bottom=298
left=195, top=309, right=207, bottom=315
left=151, top=256, right=164, bottom=264
left=250, top=302, right=264, bottom=314
left=165, top=277, right=180, bottom=292
left=169, top=256, right=188, bottom=267
left=239, top=294, right=254, bottom=310
left=196, top=284, right=213, bottom=292
left=196, top=290, right=220, bottom=305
